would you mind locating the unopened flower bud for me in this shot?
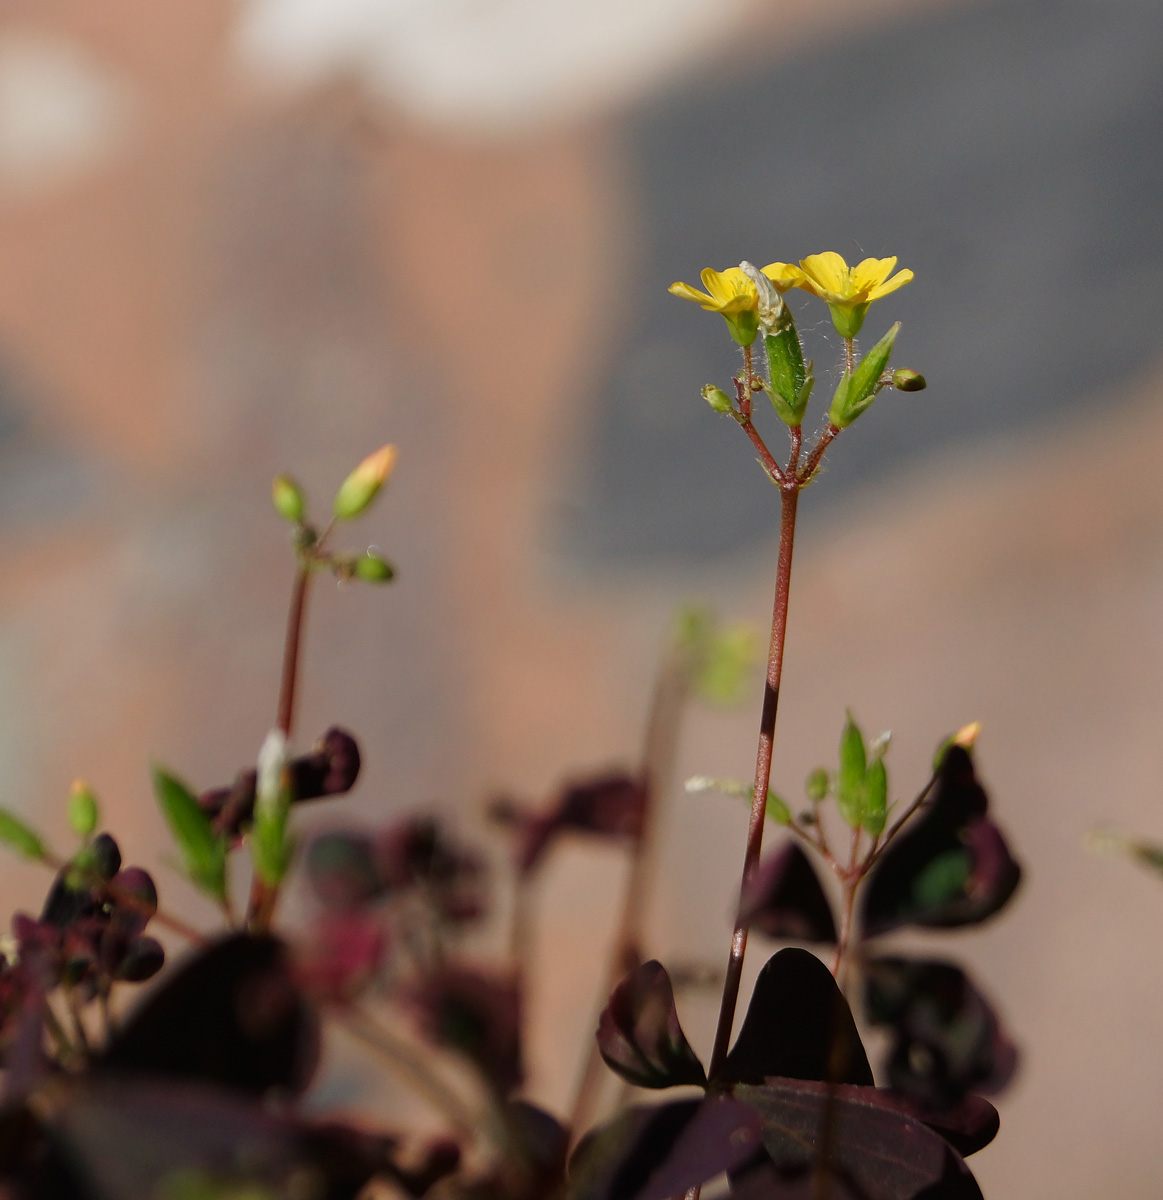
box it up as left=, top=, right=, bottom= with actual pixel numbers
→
left=355, top=552, right=395, bottom=583
left=892, top=368, right=927, bottom=392
left=804, top=768, right=829, bottom=803
left=701, top=384, right=733, bottom=414
left=271, top=474, right=306, bottom=523
left=67, top=779, right=99, bottom=839
left=333, top=444, right=398, bottom=521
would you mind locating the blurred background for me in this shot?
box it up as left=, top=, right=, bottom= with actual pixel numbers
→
left=0, top=0, right=1161, bottom=1194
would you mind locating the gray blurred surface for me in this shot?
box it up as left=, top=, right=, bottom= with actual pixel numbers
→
left=578, top=0, right=1163, bottom=559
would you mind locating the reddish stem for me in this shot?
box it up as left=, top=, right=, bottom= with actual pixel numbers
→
left=707, top=483, right=800, bottom=1081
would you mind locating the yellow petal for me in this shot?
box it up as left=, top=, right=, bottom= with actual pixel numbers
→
left=865, top=267, right=914, bottom=301
left=669, top=280, right=713, bottom=306
left=851, top=256, right=897, bottom=293
left=761, top=262, right=803, bottom=292
left=798, top=252, right=851, bottom=298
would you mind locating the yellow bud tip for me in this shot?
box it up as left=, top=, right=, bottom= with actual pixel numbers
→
left=357, top=444, right=398, bottom=488
left=70, top=778, right=90, bottom=796
left=951, top=721, right=981, bottom=749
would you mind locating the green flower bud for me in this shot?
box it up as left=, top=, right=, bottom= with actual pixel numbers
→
left=67, top=779, right=99, bottom=839
left=828, top=322, right=901, bottom=429
left=333, top=444, right=398, bottom=521
left=804, top=767, right=829, bottom=803
left=763, top=317, right=812, bottom=428
left=862, top=755, right=887, bottom=837
left=892, top=368, right=927, bottom=392
left=836, top=711, right=867, bottom=829
left=355, top=552, right=395, bottom=583
left=702, top=384, right=733, bottom=414
left=271, top=474, right=305, bottom=523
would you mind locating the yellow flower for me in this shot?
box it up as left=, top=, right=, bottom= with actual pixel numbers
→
left=668, top=264, right=796, bottom=346
left=775, top=252, right=913, bottom=338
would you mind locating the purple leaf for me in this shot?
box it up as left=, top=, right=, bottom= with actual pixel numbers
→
left=100, top=933, right=320, bottom=1096
left=735, top=1080, right=984, bottom=1200
left=376, top=816, right=487, bottom=922
left=514, top=772, right=646, bottom=874
left=289, top=726, right=362, bottom=800
left=408, top=966, right=523, bottom=1094
left=720, top=950, right=873, bottom=1087
left=740, top=844, right=837, bottom=944
left=305, top=831, right=385, bottom=910
left=863, top=957, right=1018, bottom=1109
left=597, top=961, right=707, bottom=1089
left=570, top=1096, right=763, bottom=1200
left=40, top=1079, right=398, bottom=1200
left=861, top=748, right=1020, bottom=936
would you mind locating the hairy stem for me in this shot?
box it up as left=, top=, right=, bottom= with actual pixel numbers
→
left=707, top=484, right=800, bottom=1081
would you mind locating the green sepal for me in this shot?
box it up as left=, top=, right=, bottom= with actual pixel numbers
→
left=0, top=808, right=47, bottom=861
left=828, top=322, right=901, bottom=429
left=152, top=766, right=227, bottom=903
left=862, top=755, right=888, bottom=836
left=724, top=309, right=759, bottom=347
left=763, top=316, right=812, bottom=427
left=836, top=712, right=867, bottom=829
left=827, top=301, right=870, bottom=339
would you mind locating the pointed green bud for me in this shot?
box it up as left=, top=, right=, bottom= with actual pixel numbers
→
left=892, top=368, right=926, bottom=392
left=835, top=711, right=867, bottom=829
left=763, top=317, right=810, bottom=427
left=67, top=779, right=99, bottom=839
left=333, top=444, right=398, bottom=521
left=862, top=755, right=887, bottom=836
left=152, top=767, right=227, bottom=903
left=804, top=767, right=829, bottom=803
left=702, top=384, right=733, bottom=414
left=355, top=552, right=395, bottom=583
left=271, top=474, right=306, bottom=523
left=252, top=729, right=292, bottom=886
left=0, top=808, right=46, bottom=861
left=828, top=323, right=901, bottom=429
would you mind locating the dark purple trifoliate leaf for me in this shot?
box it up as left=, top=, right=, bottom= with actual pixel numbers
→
left=568, top=1096, right=763, bottom=1200
left=851, top=1090, right=1000, bottom=1158
left=739, top=844, right=837, bottom=944
left=376, top=816, right=487, bottom=922
left=100, top=933, right=320, bottom=1096
left=40, top=834, right=122, bottom=928
left=305, top=830, right=385, bottom=910
left=596, top=961, right=707, bottom=1089
left=861, top=748, right=1020, bottom=936
left=289, top=726, right=362, bottom=801
left=112, top=936, right=165, bottom=983
left=720, top=950, right=873, bottom=1087
left=106, top=867, right=158, bottom=938
left=730, top=1158, right=869, bottom=1199
left=408, top=966, right=523, bottom=1094
left=42, top=1079, right=396, bottom=1200
left=200, top=728, right=363, bottom=837
left=734, top=1080, right=984, bottom=1200
left=514, top=772, right=646, bottom=874
left=863, top=958, right=1017, bottom=1109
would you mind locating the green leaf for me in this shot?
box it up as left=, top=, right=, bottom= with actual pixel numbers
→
left=863, top=755, right=888, bottom=836
left=152, top=766, right=227, bottom=903
left=765, top=791, right=792, bottom=826
left=0, top=807, right=46, bottom=861
left=828, top=322, right=900, bottom=428
left=695, top=622, right=760, bottom=707
left=836, top=712, right=867, bottom=829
